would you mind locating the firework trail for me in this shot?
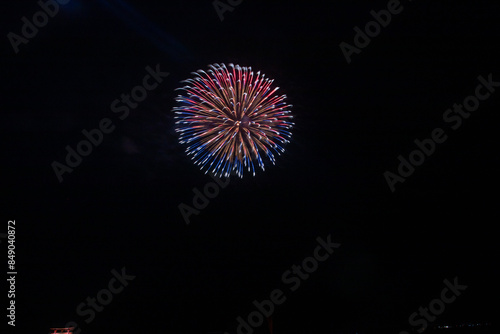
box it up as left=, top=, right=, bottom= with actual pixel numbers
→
left=173, top=63, right=294, bottom=178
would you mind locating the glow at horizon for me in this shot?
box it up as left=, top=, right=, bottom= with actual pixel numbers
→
left=173, top=63, right=294, bottom=178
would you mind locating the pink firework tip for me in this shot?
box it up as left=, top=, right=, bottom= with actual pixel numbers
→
left=173, top=63, right=294, bottom=178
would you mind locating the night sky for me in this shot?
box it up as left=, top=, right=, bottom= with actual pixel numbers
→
left=2, top=1, right=499, bottom=334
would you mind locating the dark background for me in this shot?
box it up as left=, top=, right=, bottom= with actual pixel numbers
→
left=1, top=0, right=499, bottom=333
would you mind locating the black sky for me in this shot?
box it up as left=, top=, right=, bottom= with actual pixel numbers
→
left=1, top=1, right=499, bottom=334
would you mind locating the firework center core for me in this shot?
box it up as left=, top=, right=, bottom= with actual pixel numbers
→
left=235, top=114, right=251, bottom=129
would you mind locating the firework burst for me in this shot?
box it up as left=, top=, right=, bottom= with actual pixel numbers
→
left=173, top=63, right=294, bottom=178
